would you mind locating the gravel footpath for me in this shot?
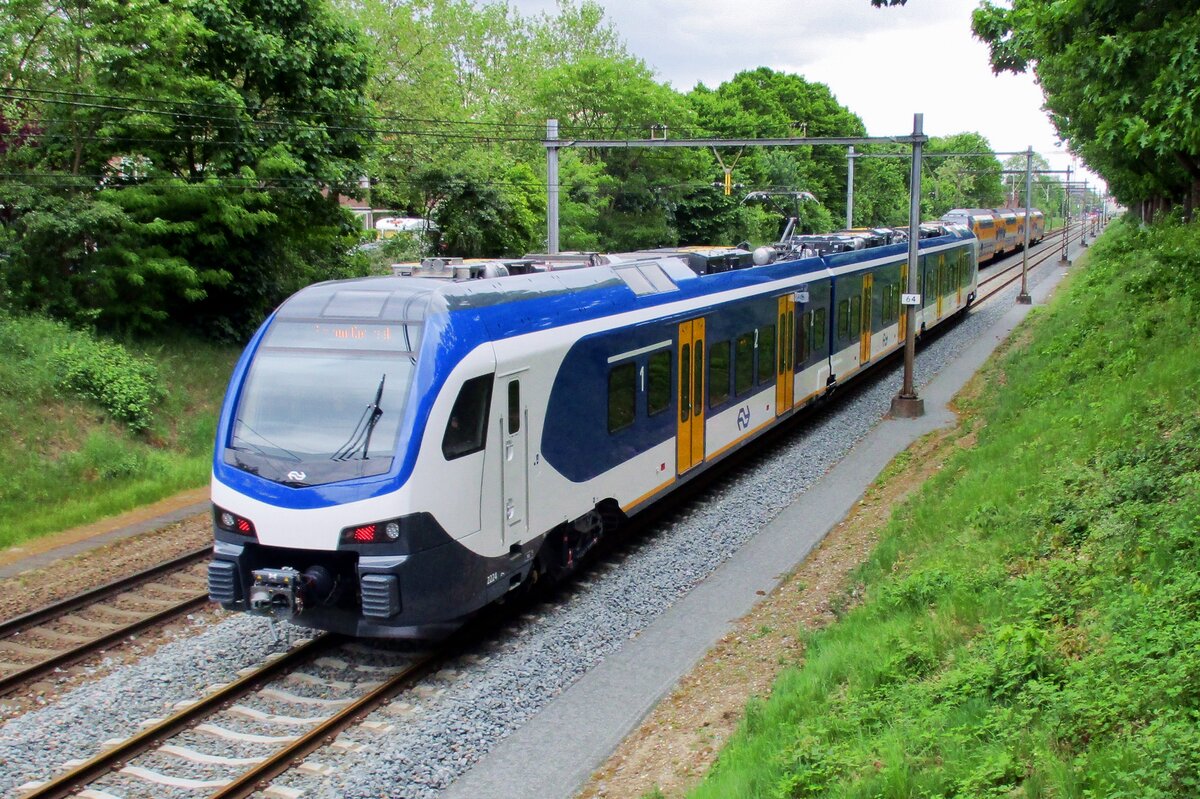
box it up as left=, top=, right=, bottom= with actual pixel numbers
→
left=0, top=268, right=1056, bottom=799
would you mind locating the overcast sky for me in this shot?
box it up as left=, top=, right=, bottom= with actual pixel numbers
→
left=509, top=0, right=1105, bottom=195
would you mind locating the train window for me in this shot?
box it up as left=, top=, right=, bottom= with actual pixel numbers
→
left=812, top=307, right=827, bottom=351
left=647, top=351, right=671, bottom=416
left=757, top=325, right=775, bottom=385
left=778, top=311, right=787, bottom=373
left=734, top=334, right=753, bottom=396
left=850, top=296, right=862, bottom=338
left=680, top=344, right=691, bottom=423
left=608, top=363, right=636, bottom=433
left=798, top=311, right=811, bottom=364
left=837, top=298, right=850, bottom=341
left=709, top=340, right=730, bottom=407
left=442, top=375, right=493, bottom=460
left=693, top=340, right=704, bottom=418
left=507, top=380, right=520, bottom=434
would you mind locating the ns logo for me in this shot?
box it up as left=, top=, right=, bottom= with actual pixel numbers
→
left=736, top=405, right=752, bottom=431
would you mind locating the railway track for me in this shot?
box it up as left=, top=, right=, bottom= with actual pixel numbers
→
left=0, top=547, right=212, bottom=699
left=15, top=633, right=439, bottom=799
left=975, top=222, right=1089, bottom=304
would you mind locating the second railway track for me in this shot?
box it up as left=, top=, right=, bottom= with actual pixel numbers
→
left=975, top=222, right=1088, bottom=304
left=0, top=547, right=212, bottom=699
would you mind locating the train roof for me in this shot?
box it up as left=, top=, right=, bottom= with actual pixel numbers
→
left=273, top=225, right=975, bottom=331
left=944, top=208, right=996, bottom=217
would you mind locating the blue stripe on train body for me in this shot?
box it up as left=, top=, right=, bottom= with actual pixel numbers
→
left=542, top=231, right=972, bottom=482
left=212, top=227, right=975, bottom=511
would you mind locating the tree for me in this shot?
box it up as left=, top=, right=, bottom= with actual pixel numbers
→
left=341, top=0, right=666, bottom=253
left=851, top=144, right=910, bottom=227
left=0, top=0, right=375, bottom=337
left=922, top=132, right=1004, bottom=218
left=973, top=1, right=1200, bottom=216
left=999, top=151, right=1064, bottom=221
left=409, top=158, right=544, bottom=257
left=532, top=54, right=700, bottom=250
left=685, top=68, right=903, bottom=234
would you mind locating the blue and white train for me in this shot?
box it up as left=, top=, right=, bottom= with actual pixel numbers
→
left=207, top=224, right=978, bottom=637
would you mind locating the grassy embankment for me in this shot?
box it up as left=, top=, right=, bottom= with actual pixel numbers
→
left=0, top=314, right=238, bottom=548
left=692, top=217, right=1200, bottom=798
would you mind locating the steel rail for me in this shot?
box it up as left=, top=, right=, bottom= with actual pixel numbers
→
left=975, top=223, right=1083, bottom=304
left=211, top=650, right=440, bottom=798
left=0, top=545, right=210, bottom=635
left=0, top=593, right=210, bottom=697
left=0, top=546, right=214, bottom=698
left=977, top=225, right=1068, bottom=289
left=18, top=634, right=341, bottom=799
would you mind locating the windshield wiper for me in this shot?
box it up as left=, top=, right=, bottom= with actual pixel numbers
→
left=331, top=374, right=386, bottom=461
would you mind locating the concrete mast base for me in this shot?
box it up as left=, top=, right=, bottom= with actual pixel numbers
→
left=889, top=394, right=925, bottom=418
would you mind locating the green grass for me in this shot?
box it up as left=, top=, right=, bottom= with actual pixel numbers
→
left=0, top=312, right=238, bottom=547
left=691, top=216, right=1200, bottom=798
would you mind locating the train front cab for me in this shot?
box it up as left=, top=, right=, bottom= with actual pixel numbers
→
left=206, top=281, right=550, bottom=638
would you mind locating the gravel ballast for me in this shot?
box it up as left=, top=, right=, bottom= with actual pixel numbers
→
left=0, top=264, right=1060, bottom=799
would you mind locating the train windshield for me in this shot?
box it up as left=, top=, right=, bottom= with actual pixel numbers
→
left=226, top=320, right=420, bottom=486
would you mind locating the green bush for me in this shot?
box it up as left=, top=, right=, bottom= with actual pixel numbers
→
left=50, top=336, right=164, bottom=431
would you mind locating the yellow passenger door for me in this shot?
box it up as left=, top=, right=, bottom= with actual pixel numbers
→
left=860, top=274, right=873, bottom=363
left=676, top=318, right=706, bottom=475
left=775, top=295, right=795, bottom=416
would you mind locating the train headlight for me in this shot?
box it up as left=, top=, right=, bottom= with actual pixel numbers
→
left=213, top=505, right=257, bottom=537
left=340, top=517, right=404, bottom=545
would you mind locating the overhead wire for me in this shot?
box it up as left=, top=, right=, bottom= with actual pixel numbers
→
left=0, top=169, right=729, bottom=196
left=0, top=88, right=897, bottom=200
left=0, top=86, right=825, bottom=142
left=0, top=87, right=684, bottom=142
left=2, top=86, right=555, bottom=130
